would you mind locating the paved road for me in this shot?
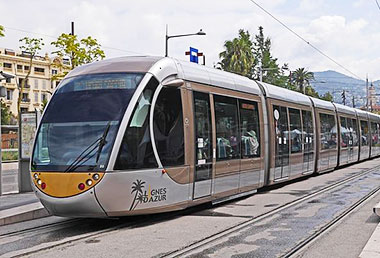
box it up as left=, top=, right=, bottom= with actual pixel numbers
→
left=1, top=162, right=18, bottom=194
left=2, top=159, right=380, bottom=258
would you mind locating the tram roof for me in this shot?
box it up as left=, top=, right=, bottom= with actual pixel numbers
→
left=310, top=97, right=336, bottom=111
left=65, top=56, right=162, bottom=79
left=259, top=82, right=312, bottom=107
left=169, top=58, right=262, bottom=96
left=333, top=103, right=356, bottom=116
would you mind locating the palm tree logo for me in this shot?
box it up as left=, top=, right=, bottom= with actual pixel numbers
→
left=129, top=179, right=146, bottom=211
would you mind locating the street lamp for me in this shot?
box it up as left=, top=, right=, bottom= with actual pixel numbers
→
left=165, top=25, right=206, bottom=57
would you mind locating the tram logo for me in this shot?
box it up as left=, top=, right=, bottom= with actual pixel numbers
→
left=129, top=179, right=167, bottom=211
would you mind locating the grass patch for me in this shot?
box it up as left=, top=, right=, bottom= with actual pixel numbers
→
left=2, top=150, right=18, bottom=161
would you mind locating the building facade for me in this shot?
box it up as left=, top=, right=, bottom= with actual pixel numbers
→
left=0, top=48, right=69, bottom=117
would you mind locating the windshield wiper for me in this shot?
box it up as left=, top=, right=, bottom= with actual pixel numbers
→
left=95, top=121, right=111, bottom=163
left=64, top=122, right=112, bottom=172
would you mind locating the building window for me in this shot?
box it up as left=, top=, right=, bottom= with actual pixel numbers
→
left=5, top=77, right=11, bottom=83
left=6, top=90, right=13, bottom=100
left=42, top=80, right=46, bottom=89
left=22, top=93, right=29, bottom=102
left=24, top=66, right=30, bottom=71
left=20, top=108, right=28, bottom=113
left=17, top=64, right=23, bottom=70
left=34, top=79, right=39, bottom=89
left=34, top=92, right=38, bottom=102
left=19, top=78, right=29, bottom=87
left=3, top=63, right=12, bottom=69
left=52, top=69, right=58, bottom=75
left=34, top=67, right=45, bottom=73
left=41, top=93, right=47, bottom=102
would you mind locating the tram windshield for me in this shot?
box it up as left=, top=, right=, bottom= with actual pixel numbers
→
left=31, top=73, right=145, bottom=172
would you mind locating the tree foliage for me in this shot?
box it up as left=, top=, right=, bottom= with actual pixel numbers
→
left=217, top=27, right=331, bottom=101
left=253, top=26, right=288, bottom=86
left=17, top=37, right=44, bottom=115
left=291, top=68, right=315, bottom=94
left=218, top=30, right=255, bottom=78
left=51, top=33, right=105, bottom=70
left=320, top=91, right=333, bottom=102
left=0, top=25, right=4, bottom=37
left=1, top=100, right=13, bottom=125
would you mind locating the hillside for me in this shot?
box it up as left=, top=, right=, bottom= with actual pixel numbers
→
left=310, top=70, right=372, bottom=107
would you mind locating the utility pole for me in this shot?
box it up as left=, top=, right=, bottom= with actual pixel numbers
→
left=71, top=21, right=74, bottom=36
left=352, top=95, right=355, bottom=108
left=342, top=90, right=346, bottom=105
left=366, top=75, right=369, bottom=111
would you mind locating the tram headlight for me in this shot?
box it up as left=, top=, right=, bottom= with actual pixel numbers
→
left=37, top=179, right=42, bottom=185
left=86, top=179, right=93, bottom=186
left=33, top=173, right=38, bottom=179
left=92, top=173, right=100, bottom=181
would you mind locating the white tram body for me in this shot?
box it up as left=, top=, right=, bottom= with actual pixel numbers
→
left=30, top=56, right=380, bottom=217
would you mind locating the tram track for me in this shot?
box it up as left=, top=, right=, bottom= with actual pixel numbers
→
left=3, top=162, right=380, bottom=257
left=163, top=163, right=380, bottom=258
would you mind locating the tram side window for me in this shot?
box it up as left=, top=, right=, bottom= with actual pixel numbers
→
left=289, top=108, right=302, bottom=153
left=352, top=119, right=359, bottom=146
left=371, top=122, right=378, bottom=146
left=340, top=117, right=349, bottom=148
left=214, top=95, right=240, bottom=160
left=319, top=113, right=336, bottom=150
left=346, top=118, right=354, bottom=147
left=361, top=120, right=369, bottom=146
left=302, top=110, right=314, bottom=151
left=239, top=100, right=260, bottom=158
left=153, top=88, right=184, bottom=166
left=114, top=77, right=159, bottom=170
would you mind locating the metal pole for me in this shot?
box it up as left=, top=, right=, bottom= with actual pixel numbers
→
left=259, top=67, right=263, bottom=82
left=165, top=25, right=168, bottom=57
left=366, top=75, right=369, bottom=110
left=71, top=21, right=74, bottom=36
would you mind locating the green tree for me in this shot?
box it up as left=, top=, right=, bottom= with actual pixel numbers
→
left=291, top=68, right=314, bottom=94
left=217, top=30, right=255, bottom=77
left=1, top=100, right=13, bottom=125
left=41, top=98, right=48, bottom=111
left=320, top=91, right=333, bottom=102
left=51, top=33, right=105, bottom=79
left=0, top=25, right=4, bottom=37
left=253, top=26, right=288, bottom=87
left=18, top=37, right=44, bottom=116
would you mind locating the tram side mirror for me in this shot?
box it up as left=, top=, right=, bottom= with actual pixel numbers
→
left=162, top=78, right=184, bottom=88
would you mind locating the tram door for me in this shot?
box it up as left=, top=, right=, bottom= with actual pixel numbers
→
left=193, top=92, right=213, bottom=199
left=273, top=105, right=290, bottom=180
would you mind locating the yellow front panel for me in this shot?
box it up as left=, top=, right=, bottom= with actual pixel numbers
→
left=31, top=172, right=105, bottom=198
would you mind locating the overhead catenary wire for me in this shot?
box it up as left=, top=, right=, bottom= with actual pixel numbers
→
left=376, top=0, right=380, bottom=11
left=248, top=0, right=365, bottom=81
left=1, top=25, right=145, bottom=56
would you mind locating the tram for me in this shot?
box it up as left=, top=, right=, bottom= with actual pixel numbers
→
left=30, top=56, right=380, bottom=217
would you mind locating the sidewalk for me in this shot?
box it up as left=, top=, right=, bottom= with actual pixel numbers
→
left=360, top=203, right=380, bottom=257
left=0, top=192, right=49, bottom=226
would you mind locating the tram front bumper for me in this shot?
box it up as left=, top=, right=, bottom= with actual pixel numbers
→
left=31, top=172, right=107, bottom=218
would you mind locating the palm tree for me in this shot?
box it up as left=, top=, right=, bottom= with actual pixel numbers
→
left=291, top=68, right=314, bottom=94
left=129, top=179, right=145, bottom=211
left=218, top=29, right=255, bottom=78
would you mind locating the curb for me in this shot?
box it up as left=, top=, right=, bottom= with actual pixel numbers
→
left=359, top=202, right=380, bottom=258
left=0, top=202, right=50, bottom=226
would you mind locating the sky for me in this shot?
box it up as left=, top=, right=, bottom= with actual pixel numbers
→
left=0, top=0, right=379, bottom=81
